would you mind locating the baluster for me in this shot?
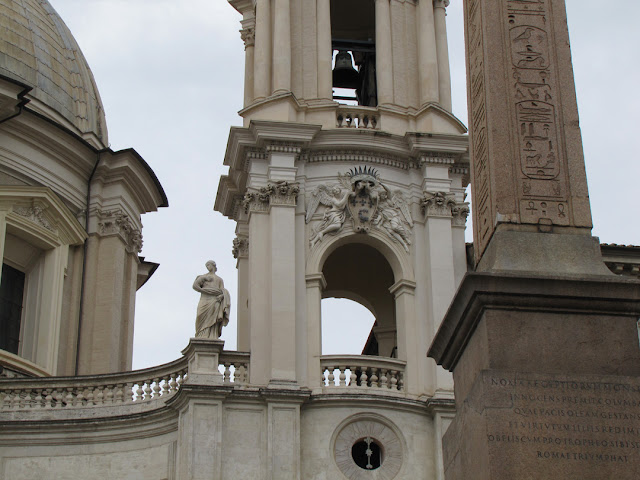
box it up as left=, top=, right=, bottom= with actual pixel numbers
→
left=236, top=365, right=246, bottom=384
left=114, top=383, right=124, bottom=403
left=85, top=387, right=95, bottom=405
left=32, top=388, right=42, bottom=408
left=159, top=376, right=168, bottom=396
left=124, top=383, right=134, bottom=402
left=389, top=370, right=398, bottom=390
left=23, top=388, right=33, bottom=408
left=45, top=388, right=53, bottom=408
left=103, top=384, right=113, bottom=403
left=348, top=367, right=357, bottom=386
left=76, top=387, right=85, bottom=406
left=224, top=364, right=232, bottom=384
left=12, top=389, right=22, bottom=409
left=2, top=390, right=9, bottom=409
left=380, top=369, right=388, bottom=389
left=370, top=368, right=379, bottom=388
left=169, top=374, right=177, bottom=394
left=143, top=380, right=152, bottom=400
left=327, top=366, right=335, bottom=386
left=337, top=113, right=344, bottom=128
left=339, top=366, right=347, bottom=386
left=135, top=382, right=144, bottom=402
left=66, top=387, right=75, bottom=406
left=359, top=368, right=368, bottom=387
left=95, top=386, right=104, bottom=405
left=152, top=378, right=161, bottom=398
left=397, top=371, right=404, bottom=391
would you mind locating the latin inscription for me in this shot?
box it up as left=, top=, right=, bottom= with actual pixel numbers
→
left=486, top=376, right=640, bottom=466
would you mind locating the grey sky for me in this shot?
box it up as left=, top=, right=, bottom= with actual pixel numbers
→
left=48, top=0, right=639, bottom=369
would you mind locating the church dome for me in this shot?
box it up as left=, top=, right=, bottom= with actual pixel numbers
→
left=0, top=0, right=108, bottom=147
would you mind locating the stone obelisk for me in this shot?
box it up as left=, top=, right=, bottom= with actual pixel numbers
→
left=429, top=1, right=640, bottom=478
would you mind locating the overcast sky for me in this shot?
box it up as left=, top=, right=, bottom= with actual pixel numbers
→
left=48, top=0, right=639, bottom=369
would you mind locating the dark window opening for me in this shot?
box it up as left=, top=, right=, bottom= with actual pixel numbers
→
left=352, top=437, right=382, bottom=470
left=0, top=263, right=25, bottom=354
left=331, top=0, right=377, bottom=106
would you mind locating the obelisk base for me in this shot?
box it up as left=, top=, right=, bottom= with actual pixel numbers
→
left=429, top=272, right=640, bottom=479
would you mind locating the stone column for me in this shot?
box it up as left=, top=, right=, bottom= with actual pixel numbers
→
left=240, top=24, right=256, bottom=106
left=390, top=279, right=417, bottom=393
left=266, top=151, right=299, bottom=385
left=420, top=190, right=457, bottom=395
left=416, top=0, right=439, bottom=105
left=78, top=209, right=143, bottom=374
left=433, top=0, right=452, bottom=111
left=246, top=197, right=271, bottom=385
left=254, top=0, right=272, bottom=99
left=305, top=273, right=325, bottom=389
left=316, top=0, right=333, bottom=100
left=375, top=0, right=394, bottom=105
left=233, top=233, right=250, bottom=351
left=272, top=0, right=291, bottom=94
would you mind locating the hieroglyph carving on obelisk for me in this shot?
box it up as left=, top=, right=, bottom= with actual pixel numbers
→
left=465, top=0, right=593, bottom=261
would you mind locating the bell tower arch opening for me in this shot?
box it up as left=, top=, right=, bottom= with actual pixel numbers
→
left=330, top=0, right=377, bottom=106
left=321, top=243, right=396, bottom=357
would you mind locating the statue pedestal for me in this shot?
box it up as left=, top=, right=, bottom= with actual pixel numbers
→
left=181, top=338, right=225, bottom=386
left=429, top=272, right=640, bottom=479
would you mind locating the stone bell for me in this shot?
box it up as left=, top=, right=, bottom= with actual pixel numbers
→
left=332, top=50, right=359, bottom=89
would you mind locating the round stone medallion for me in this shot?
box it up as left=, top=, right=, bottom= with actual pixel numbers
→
left=332, top=414, right=404, bottom=479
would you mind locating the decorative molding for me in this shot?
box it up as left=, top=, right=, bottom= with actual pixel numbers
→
left=95, top=209, right=143, bottom=253
left=13, top=202, right=54, bottom=232
left=433, top=0, right=450, bottom=8
left=239, top=27, right=254, bottom=48
left=419, top=154, right=456, bottom=166
left=305, top=150, right=413, bottom=171
left=451, top=202, right=470, bottom=227
left=307, top=168, right=414, bottom=252
left=332, top=415, right=404, bottom=480
left=232, top=236, right=249, bottom=259
left=243, top=181, right=300, bottom=213
left=265, top=143, right=302, bottom=154
left=421, top=191, right=456, bottom=218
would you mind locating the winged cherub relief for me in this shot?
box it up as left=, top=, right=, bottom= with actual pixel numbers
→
left=373, top=184, right=414, bottom=252
left=306, top=167, right=413, bottom=251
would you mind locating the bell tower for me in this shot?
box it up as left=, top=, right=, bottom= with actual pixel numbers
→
left=230, top=0, right=461, bottom=135
left=216, top=0, right=469, bottom=477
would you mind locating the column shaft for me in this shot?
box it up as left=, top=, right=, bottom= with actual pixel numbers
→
left=316, top=0, right=332, bottom=100
left=417, top=0, right=440, bottom=105
left=434, top=0, right=452, bottom=110
left=254, top=0, right=272, bottom=99
left=375, top=0, right=393, bottom=105
left=272, top=0, right=291, bottom=93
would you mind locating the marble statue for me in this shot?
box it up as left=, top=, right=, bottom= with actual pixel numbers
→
left=193, top=260, right=230, bottom=339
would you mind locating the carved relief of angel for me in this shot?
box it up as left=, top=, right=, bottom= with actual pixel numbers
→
left=374, top=184, right=414, bottom=252
left=306, top=185, right=353, bottom=248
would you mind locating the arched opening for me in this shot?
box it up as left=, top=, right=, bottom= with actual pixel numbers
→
left=321, top=243, right=396, bottom=357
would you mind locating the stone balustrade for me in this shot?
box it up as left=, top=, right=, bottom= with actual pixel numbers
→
left=0, top=350, right=250, bottom=411
left=321, top=355, right=406, bottom=391
left=336, top=106, right=379, bottom=129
